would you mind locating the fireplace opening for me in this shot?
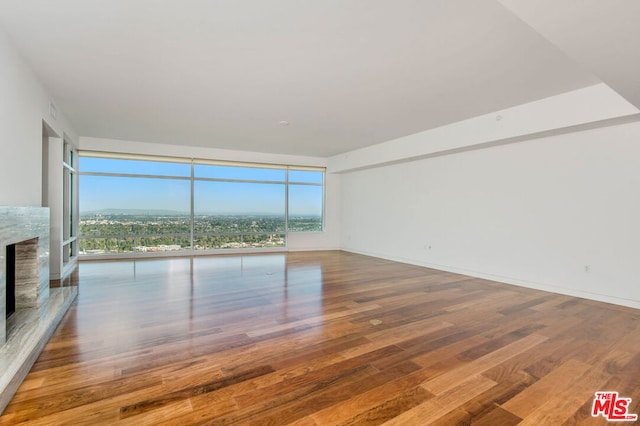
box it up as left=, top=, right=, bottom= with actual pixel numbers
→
left=5, top=243, right=16, bottom=319
left=3, top=237, right=39, bottom=323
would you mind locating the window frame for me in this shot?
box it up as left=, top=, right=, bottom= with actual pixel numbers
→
left=62, top=141, right=78, bottom=265
left=78, top=152, right=325, bottom=256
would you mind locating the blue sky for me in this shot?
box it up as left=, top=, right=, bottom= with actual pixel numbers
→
left=79, top=157, right=323, bottom=215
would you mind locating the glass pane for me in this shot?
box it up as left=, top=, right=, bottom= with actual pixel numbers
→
left=63, top=169, right=70, bottom=240
left=288, top=184, right=323, bottom=232
left=132, top=236, right=191, bottom=252
left=80, top=175, right=191, bottom=244
left=243, top=233, right=285, bottom=248
left=194, top=164, right=285, bottom=181
left=79, top=237, right=135, bottom=254
left=80, top=175, right=190, bottom=215
left=69, top=172, right=75, bottom=237
left=194, top=217, right=285, bottom=234
left=81, top=217, right=190, bottom=236
left=80, top=157, right=191, bottom=177
left=288, top=170, right=323, bottom=184
left=194, top=234, right=285, bottom=250
left=79, top=236, right=190, bottom=254
left=194, top=181, right=285, bottom=232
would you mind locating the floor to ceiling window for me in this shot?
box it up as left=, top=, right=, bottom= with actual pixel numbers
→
left=78, top=153, right=324, bottom=255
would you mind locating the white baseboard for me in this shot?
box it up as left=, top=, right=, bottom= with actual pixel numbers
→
left=341, top=247, right=640, bottom=310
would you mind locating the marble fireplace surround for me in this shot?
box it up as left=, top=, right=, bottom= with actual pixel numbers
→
left=0, top=207, right=77, bottom=413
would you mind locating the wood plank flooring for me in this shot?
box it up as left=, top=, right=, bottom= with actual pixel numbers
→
left=1, top=250, right=639, bottom=425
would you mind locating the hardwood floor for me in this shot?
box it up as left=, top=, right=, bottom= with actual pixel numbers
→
left=1, top=250, right=639, bottom=425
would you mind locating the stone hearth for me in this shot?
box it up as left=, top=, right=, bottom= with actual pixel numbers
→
left=0, top=206, right=77, bottom=413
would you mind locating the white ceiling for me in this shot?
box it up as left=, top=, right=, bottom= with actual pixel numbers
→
left=0, top=0, right=618, bottom=157
left=498, top=0, right=640, bottom=112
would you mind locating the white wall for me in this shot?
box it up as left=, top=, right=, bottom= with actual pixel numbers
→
left=340, top=119, right=640, bottom=308
left=0, top=27, right=78, bottom=206
left=79, top=137, right=341, bottom=251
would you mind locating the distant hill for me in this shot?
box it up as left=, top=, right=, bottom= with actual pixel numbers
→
left=81, top=209, right=320, bottom=217
left=81, top=209, right=189, bottom=216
